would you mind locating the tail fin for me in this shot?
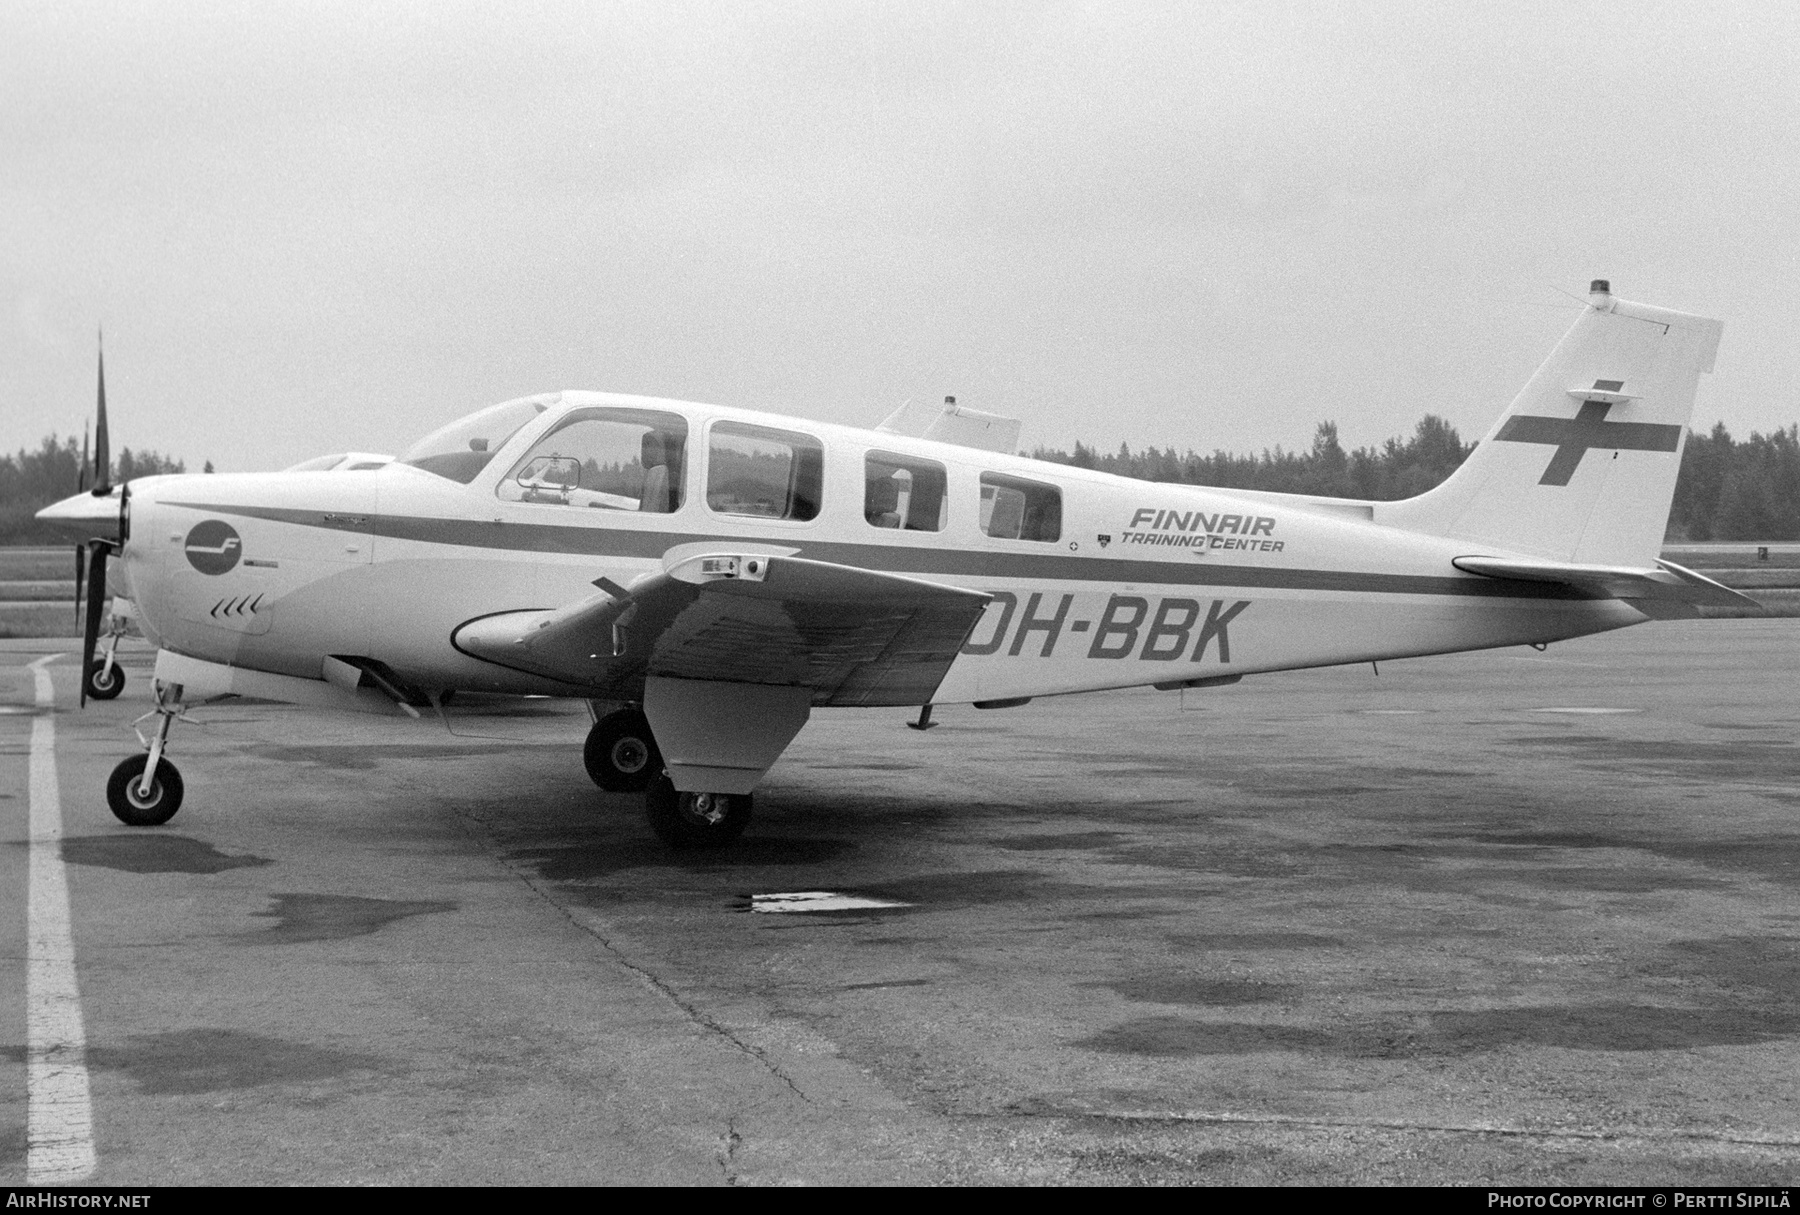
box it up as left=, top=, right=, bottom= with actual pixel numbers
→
left=1381, top=282, right=1722, bottom=566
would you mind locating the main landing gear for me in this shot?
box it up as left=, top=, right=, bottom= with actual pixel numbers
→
left=644, top=774, right=752, bottom=849
left=585, top=705, right=751, bottom=847
left=583, top=707, right=663, bottom=792
left=106, top=682, right=186, bottom=826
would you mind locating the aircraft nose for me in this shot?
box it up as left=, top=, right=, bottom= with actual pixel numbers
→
left=34, top=487, right=124, bottom=544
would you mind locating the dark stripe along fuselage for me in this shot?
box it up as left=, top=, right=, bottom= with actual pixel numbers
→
left=162, top=501, right=1597, bottom=602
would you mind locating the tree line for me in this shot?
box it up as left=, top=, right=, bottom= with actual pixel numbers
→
left=1664, top=423, right=1800, bottom=541
left=1033, top=416, right=1474, bottom=504
left=2, top=418, right=1797, bottom=544
left=0, top=434, right=187, bottom=544
left=1029, top=416, right=1800, bottom=542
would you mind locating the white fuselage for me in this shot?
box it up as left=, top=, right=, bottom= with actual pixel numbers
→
left=120, top=392, right=1644, bottom=705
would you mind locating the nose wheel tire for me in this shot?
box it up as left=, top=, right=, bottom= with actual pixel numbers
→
left=106, top=755, right=184, bottom=826
left=584, top=709, right=662, bottom=792
left=85, top=659, right=125, bottom=700
left=644, top=775, right=751, bottom=848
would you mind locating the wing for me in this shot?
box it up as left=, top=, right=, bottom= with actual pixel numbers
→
left=453, top=551, right=992, bottom=706
left=1452, top=555, right=1760, bottom=617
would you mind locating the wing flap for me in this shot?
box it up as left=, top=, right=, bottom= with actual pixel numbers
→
left=1453, top=554, right=1761, bottom=614
left=453, top=553, right=991, bottom=705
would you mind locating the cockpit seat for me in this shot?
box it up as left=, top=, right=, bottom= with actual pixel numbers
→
left=640, top=432, right=672, bottom=513
left=866, top=477, right=902, bottom=528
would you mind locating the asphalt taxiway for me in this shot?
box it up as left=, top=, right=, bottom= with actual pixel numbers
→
left=4, top=620, right=1800, bottom=1185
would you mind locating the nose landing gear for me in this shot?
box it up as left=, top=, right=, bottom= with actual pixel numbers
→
left=83, top=605, right=133, bottom=701
left=84, top=657, right=125, bottom=701
left=107, top=682, right=186, bottom=826
left=106, top=754, right=182, bottom=826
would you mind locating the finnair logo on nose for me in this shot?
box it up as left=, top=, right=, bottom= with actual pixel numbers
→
left=184, top=520, right=242, bottom=574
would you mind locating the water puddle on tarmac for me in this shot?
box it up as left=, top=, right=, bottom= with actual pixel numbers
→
left=746, top=891, right=913, bottom=914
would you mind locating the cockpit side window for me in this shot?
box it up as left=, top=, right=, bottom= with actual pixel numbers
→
left=399, top=399, right=548, bottom=484
left=864, top=451, right=947, bottom=532
left=497, top=409, right=688, bottom=512
left=706, top=422, right=823, bottom=521
left=979, top=472, right=1061, bottom=542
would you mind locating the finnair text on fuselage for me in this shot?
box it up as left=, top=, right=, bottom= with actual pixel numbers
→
left=1121, top=509, right=1284, bottom=552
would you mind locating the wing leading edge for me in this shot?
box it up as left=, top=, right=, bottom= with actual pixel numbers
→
left=453, top=552, right=992, bottom=706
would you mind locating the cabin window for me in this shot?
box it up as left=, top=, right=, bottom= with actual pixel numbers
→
left=497, top=408, right=687, bottom=512
left=979, top=472, right=1061, bottom=542
left=706, top=422, right=823, bottom=521
left=864, top=451, right=947, bottom=532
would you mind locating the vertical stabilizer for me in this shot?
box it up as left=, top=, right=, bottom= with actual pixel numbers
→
left=1381, top=283, right=1722, bottom=566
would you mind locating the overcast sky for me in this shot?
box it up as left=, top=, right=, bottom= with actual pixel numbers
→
left=5, top=1, right=1798, bottom=472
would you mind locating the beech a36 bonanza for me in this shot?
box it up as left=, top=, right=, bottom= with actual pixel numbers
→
left=52, top=281, right=1754, bottom=847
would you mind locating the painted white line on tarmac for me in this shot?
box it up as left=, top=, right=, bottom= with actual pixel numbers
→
left=749, top=891, right=912, bottom=914
left=25, top=654, right=96, bottom=1184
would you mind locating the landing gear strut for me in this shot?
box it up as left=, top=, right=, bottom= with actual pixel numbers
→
left=584, top=707, right=662, bottom=792
left=107, top=682, right=185, bottom=826
left=644, top=774, right=752, bottom=848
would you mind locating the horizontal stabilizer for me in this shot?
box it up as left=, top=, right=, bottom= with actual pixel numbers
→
left=1452, top=554, right=1761, bottom=615
left=454, top=553, right=992, bottom=705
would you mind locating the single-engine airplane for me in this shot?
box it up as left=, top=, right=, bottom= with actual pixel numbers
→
left=49, top=281, right=1755, bottom=846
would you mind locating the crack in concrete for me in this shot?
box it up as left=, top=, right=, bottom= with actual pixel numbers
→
left=453, top=807, right=813, bottom=1106
left=718, top=1119, right=742, bottom=1185
left=998, top=1106, right=1800, bottom=1150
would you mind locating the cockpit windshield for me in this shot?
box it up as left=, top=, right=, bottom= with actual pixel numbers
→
left=398, top=398, right=548, bottom=484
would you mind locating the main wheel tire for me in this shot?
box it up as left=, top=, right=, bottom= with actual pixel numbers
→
left=85, top=659, right=125, bottom=700
left=106, top=754, right=184, bottom=826
left=644, top=775, right=751, bottom=848
left=584, top=709, right=662, bottom=792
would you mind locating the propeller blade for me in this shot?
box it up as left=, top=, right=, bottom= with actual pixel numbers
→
left=73, top=544, right=84, bottom=626
left=80, top=542, right=111, bottom=707
left=92, top=336, right=111, bottom=496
